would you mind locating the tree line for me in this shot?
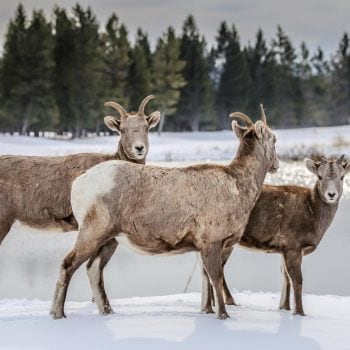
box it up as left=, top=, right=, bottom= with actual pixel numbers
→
left=0, top=3, right=350, bottom=136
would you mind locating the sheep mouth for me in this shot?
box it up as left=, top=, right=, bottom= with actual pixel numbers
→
left=133, top=151, right=146, bottom=159
left=269, top=167, right=279, bottom=174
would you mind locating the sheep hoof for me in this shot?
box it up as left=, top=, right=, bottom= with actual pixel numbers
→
left=201, top=305, right=215, bottom=314
left=101, top=307, right=115, bottom=315
left=217, top=312, right=230, bottom=320
left=279, top=305, right=291, bottom=311
left=50, top=310, right=66, bottom=320
left=225, top=297, right=237, bottom=306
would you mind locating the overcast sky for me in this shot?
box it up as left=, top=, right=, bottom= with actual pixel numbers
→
left=0, top=0, right=349, bottom=56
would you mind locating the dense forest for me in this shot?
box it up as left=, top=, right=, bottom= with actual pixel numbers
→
left=1, top=3, right=350, bottom=136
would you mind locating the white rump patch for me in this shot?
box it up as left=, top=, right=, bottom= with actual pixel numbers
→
left=71, top=160, right=121, bottom=226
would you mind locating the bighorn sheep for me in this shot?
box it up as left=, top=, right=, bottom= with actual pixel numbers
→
left=0, top=95, right=159, bottom=268
left=203, top=156, right=350, bottom=316
left=50, top=106, right=279, bottom=320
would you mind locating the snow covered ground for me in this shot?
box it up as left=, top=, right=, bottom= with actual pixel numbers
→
left=1, top=292, right=349, bottom=350
left=1, top=123, right=350, bottom=161
left=1, top=126, right=350, bottom=349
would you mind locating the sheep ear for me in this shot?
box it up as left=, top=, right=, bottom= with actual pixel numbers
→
left=254, top=121, right=265, bottom=139
left=147, top=111, right=161, bottom=129
left=104, top=116, right=121, bottom=133
left=305, top=158, right=319, bottom=175
left=342, top=161, right=350, bottom=175
left=232, top=120, right=250, bottom=139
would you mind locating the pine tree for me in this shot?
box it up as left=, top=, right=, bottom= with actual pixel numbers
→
left=1, top=5, right=58, bottom=133
left=245, top=29, right=276, bottom=122
left=72, top=4, right=104, bottom=135
left=101, top=13, right=131, bottom=106
left=215, top=22, right=251, bottom=129
left=330, top=33, right=350, bottom=125
left=177, top=15, right=214, bottom=131
left=299, top=44, right=330, bottom=126
left=128, top=29, right=152, bottom=110
left=272, top=26, right=303, bottom=126
left=1, top=4, right=29, bottom=132
left=152, top=27, right=186, bottom=133
left=53, top=6, right=78, bottom=133
left=24, top=10, right=58, bottom=133
left=54, top=4, right=103, bottom=136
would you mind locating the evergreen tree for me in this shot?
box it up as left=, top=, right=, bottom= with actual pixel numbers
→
left=53, top=6, right=78, bottom=132
left=128, top=29, right=152, bottom=110
left=272, top=26, right=303, bottom=126
left=54, top=4, right=103, bottom=136
left=72, top=4, right=104, bottom=135
left=299, top=45, right=330, bottom=126
left=215, top=22, right=251, bottom=129
left=101, top=13, right=131, bottom=106
left=330, top=33, right=350, bottom=125
left=1, top=4, right=29, bottom=132
left=2, top=5, right=57, bottom=133
left=152, top=27, right=186, bottom=133
left=245, top=29, right=276, bottom=122
left=177, top=15, right=214, bottom=131
left=24, top=10, right=58, bottom=133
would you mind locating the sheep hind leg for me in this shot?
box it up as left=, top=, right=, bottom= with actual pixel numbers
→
left=208, top=247, right=236, bottom=306
left=201, top=242, right=229, bottom=320
left=222, top=246, right=236, bottom=305
left=50, top=226, right=107, bottom=319
left=86, top=238, right=118, bottom=315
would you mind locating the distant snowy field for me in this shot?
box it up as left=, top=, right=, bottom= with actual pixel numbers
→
left=1, top=293, right=349, bottom=350
left=1, top=126, right=350, bottom=349
left=1, top=124, right=350, bottom=160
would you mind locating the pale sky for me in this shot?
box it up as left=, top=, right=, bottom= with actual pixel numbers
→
left=0, top=0, right=349, bottom=57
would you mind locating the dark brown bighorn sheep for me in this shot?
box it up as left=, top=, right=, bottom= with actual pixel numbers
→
left=204, top=155, right=350, bottom=316
left=50, top=106, right=279, bottom=320
left=0, top=95, right=159, bottom=266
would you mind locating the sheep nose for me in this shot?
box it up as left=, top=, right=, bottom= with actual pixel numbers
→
left=135, top=145, right=144, bottom=153
left=328, top=192, right=336, bottom=198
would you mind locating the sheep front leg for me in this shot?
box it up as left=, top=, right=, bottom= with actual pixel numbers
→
left=201, top=242, right=229, bottom=320
left=279, top=254, right=291, bottom=310
left=283, top=250, right=305, bottom=316
left=86, top=238, right=118, bottom=315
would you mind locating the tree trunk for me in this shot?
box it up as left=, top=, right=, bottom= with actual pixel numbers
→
left=157, top=111, right=165, bottom=136
left=74, top=121, right=81, bottom=139
left=191, top=113, right=200, bottom=131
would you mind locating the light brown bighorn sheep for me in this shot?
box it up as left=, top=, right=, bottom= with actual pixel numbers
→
left=0, top=95, right=159, bottom=270
left=50, top=106, right=279, bottom=320
left=203, top=155, right=350, bottom=316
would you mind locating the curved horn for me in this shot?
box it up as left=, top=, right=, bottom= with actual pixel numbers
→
left=320, top=157, right=327, bottom=164
left=229, top=112, right=254, bottom=127
left=338, top=154, right=345, bottom=164
left=260, top=104, right=267, bottom=124
left=138, top=95, right=155, bottom=115
left=104, top=101, right=127, bottom=120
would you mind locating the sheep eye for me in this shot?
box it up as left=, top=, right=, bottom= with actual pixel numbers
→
left=340, top=176, right=344, bottom=180
left=318, top=176, right=322, bottom=180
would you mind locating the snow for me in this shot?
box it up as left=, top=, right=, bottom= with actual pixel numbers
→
left=1, top=124, right=350, bottom=161
left=0, top=292, right=349, bottom=350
